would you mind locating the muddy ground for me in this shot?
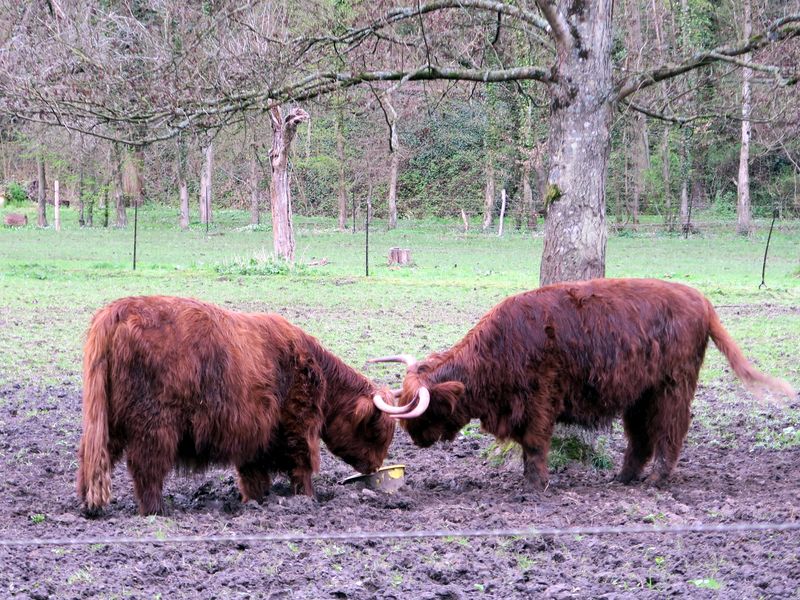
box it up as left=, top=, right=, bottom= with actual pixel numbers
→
left=1, top=382, right=798, bottom=600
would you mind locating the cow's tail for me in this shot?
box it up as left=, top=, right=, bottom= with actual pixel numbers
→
left=76, top=309, right=115, bottom=514
left=706, top=299, right=795, bottom=403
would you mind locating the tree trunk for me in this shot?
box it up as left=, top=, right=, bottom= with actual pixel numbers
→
left=199, top=142, right=213, bottom=225
left=736, top=0, right=753, bottom=236
left=679, top=131, right=690, bottom=230
left=336, top=109, right=348, bottom=231
left=78, top=164, right=85, bottom=227
left=269, top=106, right=309, bottom=262
left=482, top=152, right=495, bottom=231
left=36, top=155, right=48, bottom=227
left=385, top=94, right=399, bottom=230
left=522, top=158, right=535, bottom=231
left=520, top=99, right=536, bottom=231
left=177, top=136, right=190, bottom=230
left=531, top=147, right=547, bottom=229
left=250, top=144, right=261, bottom=226
left=661, top=126, right=673, bottom=230
left=624, top=0, right=648, bottom=228
left=539, top=0, right=613, bottom=286
left=112, top=143, right=128, bottom=228
left=102, top=186, right=109, bottom=228
left=54, top=179, right=60, bottom=231
left=497, top=188, right=507, bottom=237
left=678, top=0, right=694, bottom=234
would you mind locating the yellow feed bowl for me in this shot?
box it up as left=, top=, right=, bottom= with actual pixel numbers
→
left=340, top=464, right=406, bottom=493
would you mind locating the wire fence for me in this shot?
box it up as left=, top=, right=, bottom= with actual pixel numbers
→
left=1, top=520, right=798, bottom=548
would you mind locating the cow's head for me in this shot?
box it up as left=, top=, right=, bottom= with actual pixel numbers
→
left=370, top=355, right=467, bottom=447
left=323, top=387, right=396, bottom=474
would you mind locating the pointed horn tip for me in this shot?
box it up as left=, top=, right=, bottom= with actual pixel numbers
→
left=373, top=392, right=412, bottom=415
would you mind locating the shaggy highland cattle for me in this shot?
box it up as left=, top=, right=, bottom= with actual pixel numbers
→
left=77, top=296, right=396, bottom=515
left=372, top=278, right=794, bottom=490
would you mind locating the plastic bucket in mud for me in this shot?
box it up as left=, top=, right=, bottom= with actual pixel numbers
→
left=340, top=464, right=406, bottom=493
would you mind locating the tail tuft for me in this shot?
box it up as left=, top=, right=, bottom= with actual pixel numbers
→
left=706, top=300, right=795, bottom=405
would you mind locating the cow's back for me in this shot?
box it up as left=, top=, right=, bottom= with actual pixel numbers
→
left=96, top=296, right=286, bottom=465
left=476, top=279, right=712, bottom=424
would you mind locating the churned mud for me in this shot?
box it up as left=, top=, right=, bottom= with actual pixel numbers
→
left=1, top=382, right=798, bottom=599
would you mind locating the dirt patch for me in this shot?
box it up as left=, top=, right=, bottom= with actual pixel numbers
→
left=1, top=383, right=798, bottom=599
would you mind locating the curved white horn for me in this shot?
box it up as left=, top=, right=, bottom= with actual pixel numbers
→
left=392, top=387, right=430, bottom=420
left=367, top=354, right=417, bottom=366
left=373, top=393, right=413, bottom=415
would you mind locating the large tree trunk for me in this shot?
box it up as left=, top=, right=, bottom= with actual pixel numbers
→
left=177, top=136, right=190, bottom=230
left=269, top=106, right=309, bottom=262
left=199, top=142, right=213, bottom=225
left=36, top=154, right=48, bottom=227
left=112, top=143, right=128, bottom=228
left=736, top=0, right=753, bottom=236
left=539, top=0, right=613, bottom=286
left=385, top=94, right=399, bottom=230
left=336, top=108, right=348, bottom=231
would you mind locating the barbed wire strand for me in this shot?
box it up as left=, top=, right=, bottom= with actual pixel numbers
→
left=1, top=520, right=798, bottom=548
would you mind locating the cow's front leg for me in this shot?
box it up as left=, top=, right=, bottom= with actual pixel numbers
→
left=521, top=444, right=550, bottom=491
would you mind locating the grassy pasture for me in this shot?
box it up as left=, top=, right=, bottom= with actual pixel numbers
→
left=1, top=204, right=799, bottom=598
left=1, top=204, right=798, bottom=396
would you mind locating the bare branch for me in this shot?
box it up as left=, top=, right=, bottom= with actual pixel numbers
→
left=615, top=14, right=800, bottom=100
left=534, top=0, right=570, bottom=50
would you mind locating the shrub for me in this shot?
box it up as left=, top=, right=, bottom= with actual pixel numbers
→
left=4, top=182, right=28, bottom=204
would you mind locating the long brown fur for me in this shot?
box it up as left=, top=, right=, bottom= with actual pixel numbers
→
left=395, top=278, right=795, bottom=491
left=77, top=296, right=395, bottom=516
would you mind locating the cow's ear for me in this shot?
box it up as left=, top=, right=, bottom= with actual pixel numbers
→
left=432, top=381, right=465, bottom=414
left=354, top=394, right=377, bottom=423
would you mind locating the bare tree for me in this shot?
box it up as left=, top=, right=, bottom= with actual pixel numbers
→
left=737, top=0, right=753, bottom=235
left=2, top=1, right=798, bottom=283
left=483, top=149, right=495, bottom=232
left=199, top=142, right=214, bottom=226
left=177, top=135, right=190, bottom=230
left=111, top=143, right=128, bottom=228
left=385, top=93, right=400, bottom=230
left=36, top=153, right=47, bottom=227
left=269, top=106, right=309, bottom=262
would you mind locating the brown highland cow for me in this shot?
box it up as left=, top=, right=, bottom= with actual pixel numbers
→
left=372, top=278, right=794, bottom=491
left=77, top=296, right=396, bottom=515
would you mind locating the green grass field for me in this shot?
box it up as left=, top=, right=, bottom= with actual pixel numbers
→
left=1, top=204, right=798, bottom=393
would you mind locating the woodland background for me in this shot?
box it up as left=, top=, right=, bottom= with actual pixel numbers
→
left=1, top=0, right=798, bottom=248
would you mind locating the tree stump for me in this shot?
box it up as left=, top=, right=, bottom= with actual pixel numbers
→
left=388, top=247, right=412, bottom=266
left=4, top=213, right=28, bottom=227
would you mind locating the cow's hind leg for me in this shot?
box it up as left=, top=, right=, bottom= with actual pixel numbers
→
left=237, top=460, right=271, bottom=503
left=126, top=429, right=177, bottom=515
left=617, top=390, right=656, bottom=484
left=645, top=381, right=693, bottom=485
